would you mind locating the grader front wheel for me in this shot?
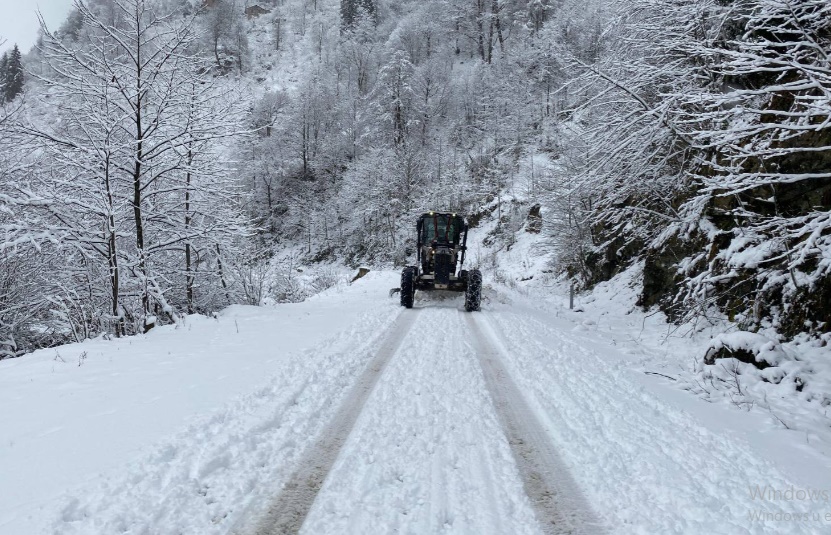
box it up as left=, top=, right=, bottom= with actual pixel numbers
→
left=400, top=267, right=416, bottom=309
left=464, top=269, right=482, bottom=312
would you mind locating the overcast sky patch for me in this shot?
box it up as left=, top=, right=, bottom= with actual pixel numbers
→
left=0, top=0, right=73, bottom=54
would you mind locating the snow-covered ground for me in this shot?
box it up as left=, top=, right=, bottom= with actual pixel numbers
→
left=2, top=267, right=831, bottom=534
left=0, top=272, right=402, bottom=534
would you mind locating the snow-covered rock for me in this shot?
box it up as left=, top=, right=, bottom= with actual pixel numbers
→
left=704, top=331, right=788, bottom=369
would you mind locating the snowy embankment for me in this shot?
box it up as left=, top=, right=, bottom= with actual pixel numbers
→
left=492, top=222, right=831, bottom=471
left=545, top=267, right=831, bottom=470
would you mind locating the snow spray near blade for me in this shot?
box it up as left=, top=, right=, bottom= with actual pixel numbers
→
left=464, top=312, right=605, bottom=535
left=243, top=310, right=420, bottom=535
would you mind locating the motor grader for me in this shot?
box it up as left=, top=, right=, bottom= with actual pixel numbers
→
left=397, top=212, right=481, bottom=311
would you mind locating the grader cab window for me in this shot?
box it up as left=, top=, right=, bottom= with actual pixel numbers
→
left=422, top=214, right=462, bottom=244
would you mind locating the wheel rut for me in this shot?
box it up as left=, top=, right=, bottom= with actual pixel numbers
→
left=464, top=312, right=604, bottom=535
left=247, top=310, right=420, bottom=535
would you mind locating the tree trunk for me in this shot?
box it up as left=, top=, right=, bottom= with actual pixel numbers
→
left=487, top=8, right=494, bottom=62
left=132, top=10, right=149, bottom=332
left=104, top=153, right=123, bottom=337
left=422, top=75, right=431, bottom=145
left=302, top=110, right=309, bottom=177
left=214, top=35, right=221, bottom=68
left=476, top=0, right=486, bottom=62
left=492, top=0, right=504, bottom=54
left=185, top=146, right=194, bottom=314
left=216, top=243, right=230, bottom=304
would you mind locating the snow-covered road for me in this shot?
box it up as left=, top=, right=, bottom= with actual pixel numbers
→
left=286, top=303, right=571, bottom=535
left=2, top=271, right=830, bottom=534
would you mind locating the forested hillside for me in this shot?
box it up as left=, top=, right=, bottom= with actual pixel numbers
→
left=1, top=0, right=829, bottom=357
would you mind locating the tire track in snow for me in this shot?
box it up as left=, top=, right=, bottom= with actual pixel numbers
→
left=464, top=312, right=604, bottom=535
left=249, top=309, right=420, bottom=535
left=298, top=303, right=540, bottom=534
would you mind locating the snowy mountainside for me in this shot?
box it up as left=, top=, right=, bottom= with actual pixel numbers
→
left=6, top=0, right=826, bottom=359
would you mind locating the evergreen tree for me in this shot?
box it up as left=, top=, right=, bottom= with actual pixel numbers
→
left=0, top=52, right=8, bottom=103
left=3, top=45, right=23, bottom=102
left=341, top=0, right=375, bottom=30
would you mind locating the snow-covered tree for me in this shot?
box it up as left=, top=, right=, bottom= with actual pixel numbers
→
left=341, top=0, right=375, bottom=30
left=1, top=45, right=24, bottom=102
left=202, top=0, right=248, bottom=73
left=666, top=0, right=831, bottom=332
left=17, top=0, right=251, bottom=336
